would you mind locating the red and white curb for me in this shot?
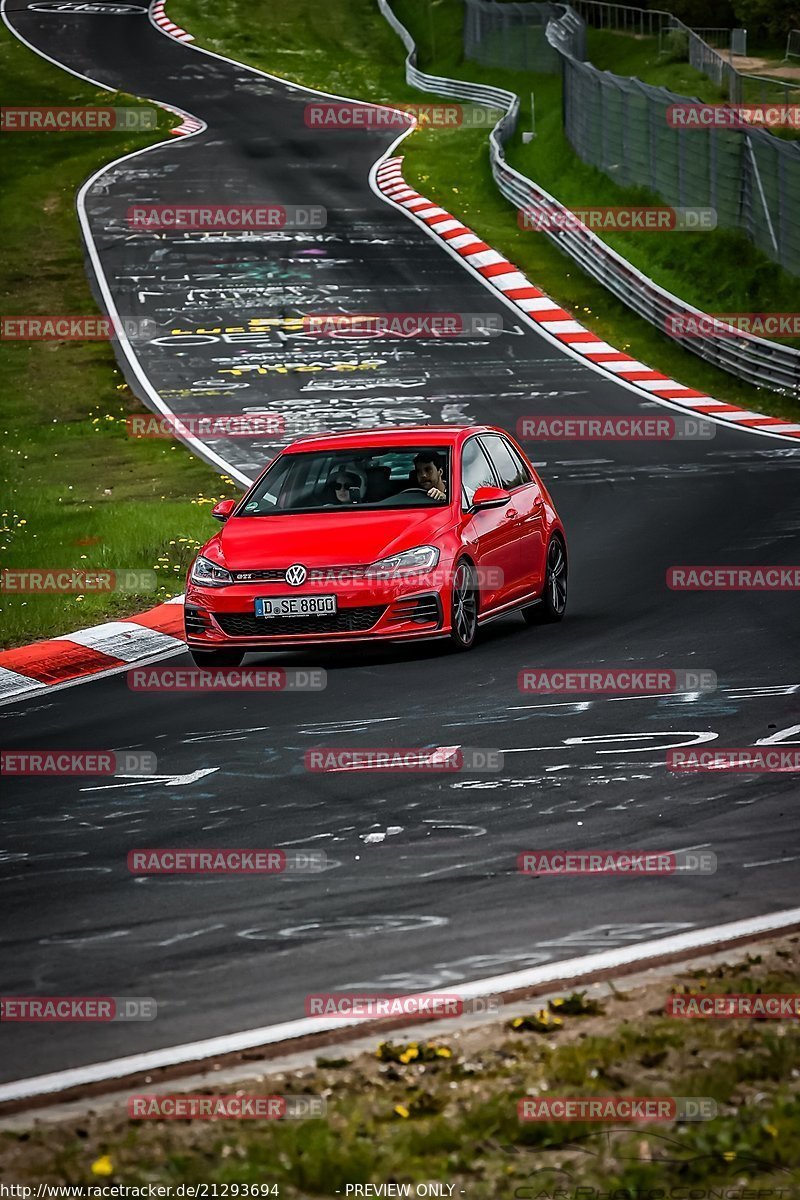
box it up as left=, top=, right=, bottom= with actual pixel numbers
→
left=375, top=157, right=800, bottom=441
left=146, top=3, right=201, bottom=134
left=0, top=597, right=185, bottom=704
left=149, top=0, right=193, bottom=43
left=162, top=103, right=204, bottom=137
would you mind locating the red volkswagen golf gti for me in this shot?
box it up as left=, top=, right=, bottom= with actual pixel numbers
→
left=184, top=426, right=567, bottom=664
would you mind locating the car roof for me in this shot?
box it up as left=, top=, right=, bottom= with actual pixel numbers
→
left=283, top=426, right=505, bottom=453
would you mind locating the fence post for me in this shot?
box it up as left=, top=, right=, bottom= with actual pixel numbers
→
left=746, top=139, right=779, bottom=254
left=649, top=90, right=658, bottom=194
left=709, top=115, right=717, bottom=222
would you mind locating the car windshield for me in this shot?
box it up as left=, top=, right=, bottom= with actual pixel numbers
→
left=237, top=446, right=452, bottom=515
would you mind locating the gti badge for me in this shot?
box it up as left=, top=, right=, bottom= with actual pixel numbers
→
left=285, top=564, right=308, bottom=587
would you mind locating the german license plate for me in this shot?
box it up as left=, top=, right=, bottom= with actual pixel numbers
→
left=254, top=594, right=337, bottom=618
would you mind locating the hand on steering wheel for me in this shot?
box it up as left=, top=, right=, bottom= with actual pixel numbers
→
left=400, top=486, right=446, bottom=500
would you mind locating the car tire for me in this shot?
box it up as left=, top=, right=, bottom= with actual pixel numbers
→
left=188, top=648, right=245, bottom=667
left=449, top=559, right=479, bottom=651
left=523, top=535, right=567, bottom=625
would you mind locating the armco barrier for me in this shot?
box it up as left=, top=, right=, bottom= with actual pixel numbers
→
left=377, top=0, right=800, bottom=396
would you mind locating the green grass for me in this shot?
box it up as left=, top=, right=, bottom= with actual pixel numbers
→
left=2, top=941, right=798, bottom=1194
left=0, top=28, right=239, bottom=649
left=588, top=28, right=727, bottom=97
left=170, top=0, right=800, bottom=425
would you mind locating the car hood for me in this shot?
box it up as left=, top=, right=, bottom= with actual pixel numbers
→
left=207, top=508, right=455, bottom=569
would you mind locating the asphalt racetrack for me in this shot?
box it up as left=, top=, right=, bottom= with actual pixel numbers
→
left=1, top=0, right=799, bottom=1090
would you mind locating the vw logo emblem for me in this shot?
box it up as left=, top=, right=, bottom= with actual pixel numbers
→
left=285, top=563, right=307, bottom=587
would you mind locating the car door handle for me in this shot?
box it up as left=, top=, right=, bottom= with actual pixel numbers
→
left=505, top=508, right=518, bottom=519
left=532, top=496, right=543, bottom=509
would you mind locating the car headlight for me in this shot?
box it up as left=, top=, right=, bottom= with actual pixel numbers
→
left=366, top=545, right=440, bottom=577
left=190, top=555, right=233, bottom=588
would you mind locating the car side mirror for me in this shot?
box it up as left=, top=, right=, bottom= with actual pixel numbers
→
left=211, top=499, right=237, bottom=522
left=471, top=485, right=511, bottom=510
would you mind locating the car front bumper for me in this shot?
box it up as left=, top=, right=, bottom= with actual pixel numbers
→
left=184, top=574, right=449, bottom=650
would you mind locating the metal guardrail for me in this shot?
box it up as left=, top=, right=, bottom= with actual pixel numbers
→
left=377, top=0, right=800, bottom=396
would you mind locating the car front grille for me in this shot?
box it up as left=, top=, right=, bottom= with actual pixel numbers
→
left=230, top=565, right=368, bottom=584
left=214, top=606, right=386, bottom=638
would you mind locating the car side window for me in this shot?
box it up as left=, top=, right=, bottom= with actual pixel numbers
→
left=461, top=437, right=496, bottom=507
left=506, top=440, right=533, bottom=483
left=480, top=435, right=529, bottom=490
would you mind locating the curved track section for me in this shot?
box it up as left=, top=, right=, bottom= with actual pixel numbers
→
left=1, top=0, right=800, bottom=1091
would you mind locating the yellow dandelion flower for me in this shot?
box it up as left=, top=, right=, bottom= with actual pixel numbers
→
left=91, top=1156, right=114, bottom=1177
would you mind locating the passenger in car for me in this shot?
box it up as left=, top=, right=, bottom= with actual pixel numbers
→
left=326, top=467, right=367, bottom=504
